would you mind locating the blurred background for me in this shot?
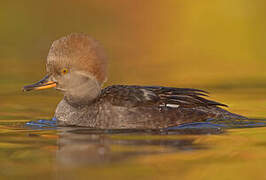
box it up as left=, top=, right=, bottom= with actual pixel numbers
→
left=1, top=0, right=266, bottom=120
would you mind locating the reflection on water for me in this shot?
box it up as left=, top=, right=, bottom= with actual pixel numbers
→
left=25, top=117, right=266, bottom=130
left=56, top=128, right=201, bottom=167
left=2, top=122, right=266, bottom=179
left=0, top=123, right=212, bottom=179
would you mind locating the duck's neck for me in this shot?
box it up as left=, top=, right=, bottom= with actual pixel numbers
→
left=64, top=78, right=101, bottom=107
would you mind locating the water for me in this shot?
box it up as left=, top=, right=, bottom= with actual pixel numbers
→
left=2, top=119, right=266, bottom=180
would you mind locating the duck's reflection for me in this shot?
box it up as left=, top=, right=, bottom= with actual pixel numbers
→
left=56, top=128, right=223, bottom=167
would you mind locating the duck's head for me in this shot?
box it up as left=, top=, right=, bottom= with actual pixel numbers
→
left=23, top=33, right=108, bottom=105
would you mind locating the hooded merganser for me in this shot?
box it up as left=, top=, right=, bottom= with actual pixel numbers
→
left=23, top=33, right=246, bottom=129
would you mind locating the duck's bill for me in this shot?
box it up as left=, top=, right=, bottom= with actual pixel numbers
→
left=23, top=75, right=56, bottom=91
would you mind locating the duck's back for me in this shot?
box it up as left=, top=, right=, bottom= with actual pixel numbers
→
left=81, top=85, right=245, bottom=129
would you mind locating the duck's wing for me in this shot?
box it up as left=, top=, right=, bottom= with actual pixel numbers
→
left=100, top=85, right=227, bottom=108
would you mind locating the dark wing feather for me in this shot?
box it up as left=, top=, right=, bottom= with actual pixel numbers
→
left=100, top=85, right=227, bottom=108
left=141, top=86, right=227, bottom=107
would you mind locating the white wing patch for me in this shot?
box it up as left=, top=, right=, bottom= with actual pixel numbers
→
left=160, top=104, right=180, bottom=108
left=166, top=104, right=180, bottom=108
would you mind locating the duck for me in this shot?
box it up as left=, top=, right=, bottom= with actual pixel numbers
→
left=23, top=33, right=246, bottom=129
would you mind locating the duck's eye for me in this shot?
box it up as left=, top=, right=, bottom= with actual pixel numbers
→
left=61, top=68, right=68, bottom=75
